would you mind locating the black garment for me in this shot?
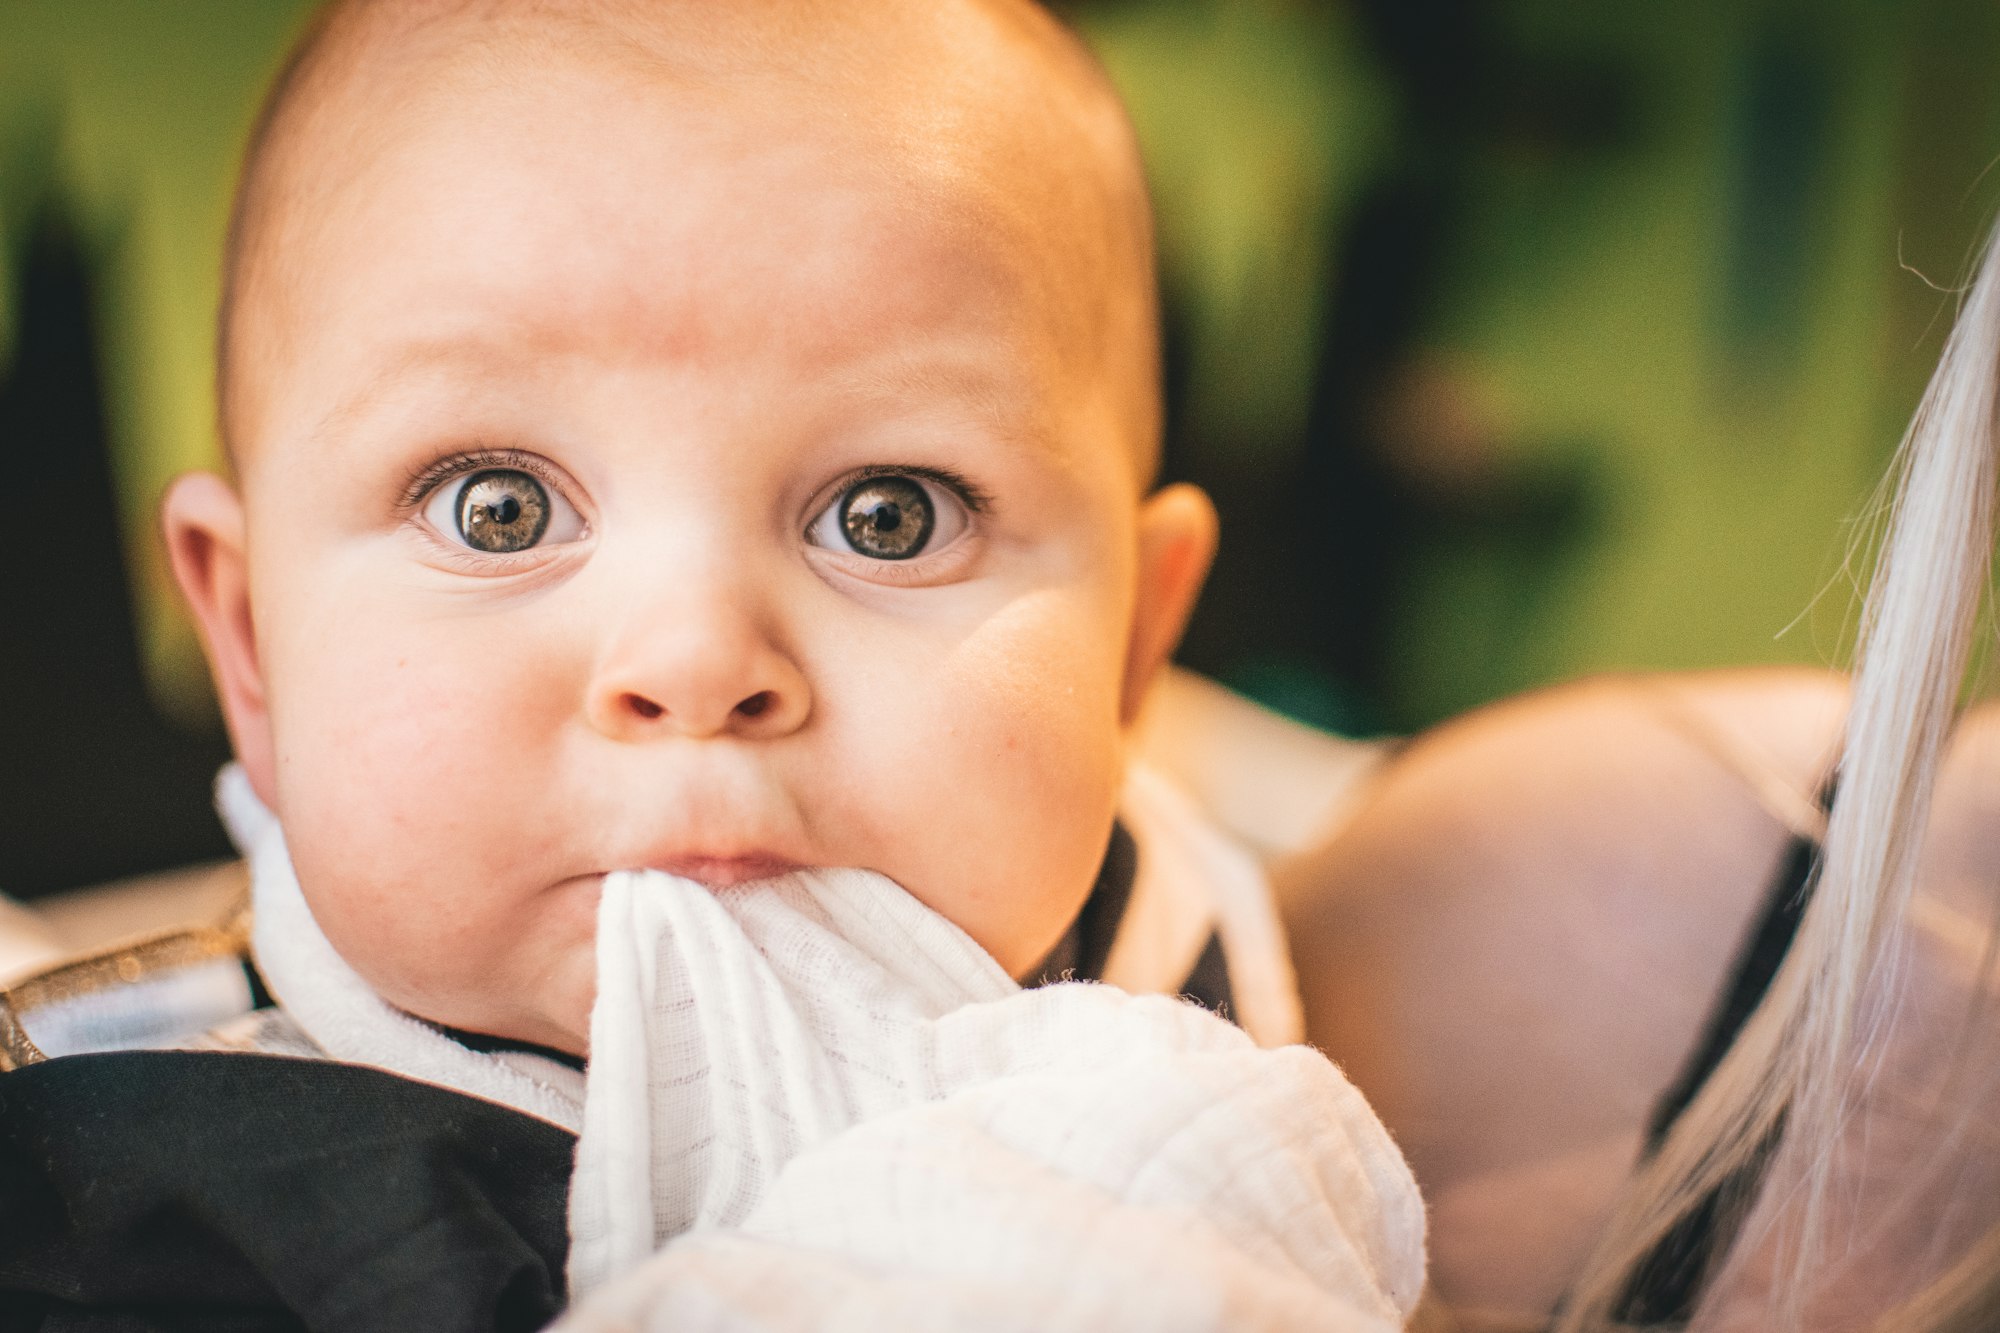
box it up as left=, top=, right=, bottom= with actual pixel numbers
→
left=1610, top=813, right=1825, bottom=1326
left=1026, top=821, right=1236, bottom=1017
left=1028, top=821, right=1141, bottom=985
left=0, top=1052, right=574, bottom=1332
left=0, top=822, right=1216, bottom=1331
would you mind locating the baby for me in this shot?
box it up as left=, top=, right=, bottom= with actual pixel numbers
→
left=167, top=0, right=1213, bottom=1059
left=0, top=1, right=1422, bottom=1327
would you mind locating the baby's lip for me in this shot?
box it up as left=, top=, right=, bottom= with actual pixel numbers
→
left=640, top=853, right=804, bottom=888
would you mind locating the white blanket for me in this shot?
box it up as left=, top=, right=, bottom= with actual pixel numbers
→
left=559, top=866, right=1424, bottom=1332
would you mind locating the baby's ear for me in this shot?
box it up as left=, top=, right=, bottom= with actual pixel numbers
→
left=1122, top=483, right=1218, bottom=726
left=161, top=472, right=277, bottom=806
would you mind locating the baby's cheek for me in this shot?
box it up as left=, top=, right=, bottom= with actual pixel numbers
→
left=957, top=592, right=1127, bottom=775
left=262, top=604, right=590, bottom=1035
left=276, top=604, right=569, bottom=824
left=866, top=599, right=1126, bottom=967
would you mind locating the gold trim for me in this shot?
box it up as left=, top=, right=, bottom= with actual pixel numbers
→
left=0, top=914, right=253, bottom=1073
left=0, top=1000, right=42, bottom=1073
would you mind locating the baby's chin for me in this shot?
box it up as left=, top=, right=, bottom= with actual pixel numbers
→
left=393, top=863, right=993, bottom=1060
left=405, top=866, right=820, bottom=1058
left=402, top=974, right=597, bottom=1061
left=608, top=862, right=1065, bottom=982
left=364, top=934, right=600, bottom=1061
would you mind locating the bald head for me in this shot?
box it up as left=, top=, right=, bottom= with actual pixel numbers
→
left=218, top=0, right=1159, bottom=478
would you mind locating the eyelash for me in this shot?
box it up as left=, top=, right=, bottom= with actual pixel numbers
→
left=402, top=453, right=989, bottom=512
left=399, top=447, right=569, bottom=510
left=822, top=463, right=994, bottom=518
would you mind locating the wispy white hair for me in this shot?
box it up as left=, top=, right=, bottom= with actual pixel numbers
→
left=1555, top=218, right=2000, bottom=1332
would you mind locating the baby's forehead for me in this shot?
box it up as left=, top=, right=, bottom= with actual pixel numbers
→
left=225, top=0, right=1159, bottom=482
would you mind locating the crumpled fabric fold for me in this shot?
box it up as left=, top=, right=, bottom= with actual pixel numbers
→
left=560, top=865, right=1424, bottom=1332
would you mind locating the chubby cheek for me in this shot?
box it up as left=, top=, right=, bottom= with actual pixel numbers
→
left=831, top=592, right=1129, bottom=973
left=256, top=571, right=598, bottom=1045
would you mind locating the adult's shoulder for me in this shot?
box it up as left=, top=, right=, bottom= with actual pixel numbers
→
left=1285, top=666, right=1844, bottom=894
left=1281, top=668, right=1848, bottom=1036
left=1278, top=667, right=1847, bottom=1327
left=0, top=1049, right=573, bottom=1332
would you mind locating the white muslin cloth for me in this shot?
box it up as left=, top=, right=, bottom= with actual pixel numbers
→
left=559, top=865, right=1425, bottom=1332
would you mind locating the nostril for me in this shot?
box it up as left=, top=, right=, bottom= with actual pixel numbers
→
left=624, top=693, right=664, bottom=720
left=736, top=690, right=773, bottom=719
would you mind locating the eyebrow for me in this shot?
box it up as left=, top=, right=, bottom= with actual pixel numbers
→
left=833, top=352, right=1066, bottom=461
left=307, top=337, right=539, bottom=450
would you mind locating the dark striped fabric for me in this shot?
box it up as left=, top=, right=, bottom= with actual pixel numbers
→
left=1610, top=799, right=1826, bottom=1326
left=1024, top=820, right=1235, bottom=1020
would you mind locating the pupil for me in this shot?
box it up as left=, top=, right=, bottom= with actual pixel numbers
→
left=872, top=506, right=902, bottom=533
left=492, top=496, right=520, bottom=525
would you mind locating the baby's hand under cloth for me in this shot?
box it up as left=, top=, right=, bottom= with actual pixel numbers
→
left=559, top=867, right=1425, bottom=1332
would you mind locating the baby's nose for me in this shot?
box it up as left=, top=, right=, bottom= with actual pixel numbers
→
left=585, top=604, right=810, bottom=742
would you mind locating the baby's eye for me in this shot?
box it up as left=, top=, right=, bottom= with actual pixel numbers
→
left=421, top=467, right=584, bottom=554
left=807, top=473, right=969, bottom=561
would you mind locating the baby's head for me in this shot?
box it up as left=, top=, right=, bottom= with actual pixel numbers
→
left=164, top=0, right=1216, bottom=1055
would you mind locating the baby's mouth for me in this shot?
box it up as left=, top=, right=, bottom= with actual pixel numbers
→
left=640, top=854, right=805, bottom=888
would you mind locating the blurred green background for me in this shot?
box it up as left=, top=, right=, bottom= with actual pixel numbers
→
left=4, top=0, right=1999, bottom=895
